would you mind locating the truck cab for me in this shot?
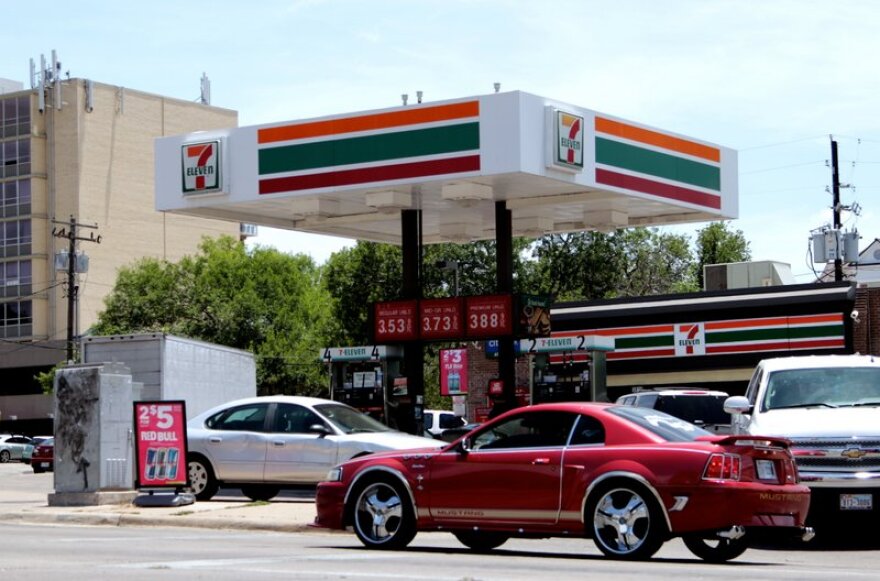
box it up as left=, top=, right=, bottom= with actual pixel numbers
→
left=725, top=354, right=880, bottom=527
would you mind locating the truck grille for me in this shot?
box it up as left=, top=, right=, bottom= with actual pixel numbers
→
left=790, top=438, right=880, bottom=472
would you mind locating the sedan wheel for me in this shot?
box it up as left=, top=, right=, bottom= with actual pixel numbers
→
left=0, top=450, right=10, bottom=463
left=187, top=457, right=219, bottom=501
left=682, top=533, right=749, bottom=563
left=352, top=480, right=416, bottom=549
left=589, top=484, right=665, bottom=560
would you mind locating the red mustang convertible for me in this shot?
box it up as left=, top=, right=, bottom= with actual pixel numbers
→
left=314, top=402, right=812, bottom=562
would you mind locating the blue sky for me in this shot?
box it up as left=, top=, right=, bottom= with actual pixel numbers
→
left=4, top=0, right=880, bottom=282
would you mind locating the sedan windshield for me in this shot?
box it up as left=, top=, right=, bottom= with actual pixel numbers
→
left=314, top=403, right=392, bottom=434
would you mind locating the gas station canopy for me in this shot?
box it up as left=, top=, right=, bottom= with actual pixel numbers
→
left=155, top=91, right=737, bottom=244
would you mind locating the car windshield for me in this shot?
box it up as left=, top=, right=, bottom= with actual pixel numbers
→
left=608, top=406, right=712, bottom=442
left=763, top=367, right=880, bottom=411
left=314, top=403, right=393, bottom=434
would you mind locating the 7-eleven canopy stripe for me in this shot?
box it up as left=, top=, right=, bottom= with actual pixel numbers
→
left=594, top=116, right=722, bottom=210
left=256, top=101, right=481, bottom=195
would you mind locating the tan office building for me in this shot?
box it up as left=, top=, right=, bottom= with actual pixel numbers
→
left=0, top=72, right=242, bottom=433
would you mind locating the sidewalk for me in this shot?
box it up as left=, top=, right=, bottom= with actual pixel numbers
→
left=0, top=465, right=324, bottom=533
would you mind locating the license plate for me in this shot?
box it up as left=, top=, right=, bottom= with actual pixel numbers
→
left=755, top=459, right=777, bottom=481
left=39, top=462, right=49, bottom=469
left=840, top=493, right=872, bottom=511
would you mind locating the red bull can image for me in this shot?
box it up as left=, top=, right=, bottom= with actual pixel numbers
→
left=145, top=448, right=158, bottom=480
left=166, top=448, right=180, bottom=481
left=155, top=448, right=168, bottom=479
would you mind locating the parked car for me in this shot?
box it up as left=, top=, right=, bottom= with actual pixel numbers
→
left=30, top=437, right=54, bottom=473
left=314, top=402, right=812, bottom=562
left=0, top=435, right=34, bottom=463
left=615, top=388, right=732, bottom=433
left=423, top=409, right=467, bottom=438
left=186, top=395, right=444, bottom=502
left=22, top=436, right=52, bottom=465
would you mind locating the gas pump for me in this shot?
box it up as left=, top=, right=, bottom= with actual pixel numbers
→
left=520, top=336, right=615, bottom=404
left=320, top=345, right=403, bottom=424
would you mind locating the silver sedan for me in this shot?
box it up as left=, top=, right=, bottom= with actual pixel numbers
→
left=0, top=435, right=34, bottom=463
left=186, top=395, right=443, bottom=501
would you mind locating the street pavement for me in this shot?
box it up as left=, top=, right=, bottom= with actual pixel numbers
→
left=0, top=462, right=323, bottom=533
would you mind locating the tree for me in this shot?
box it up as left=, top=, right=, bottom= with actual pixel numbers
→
left=93, top=236, right=333, bottom=396
left=616, top=228, right=696, bottom=296
left=526, top=232, right=624, bottom=301
left=693, top=222, right=752, bottom=290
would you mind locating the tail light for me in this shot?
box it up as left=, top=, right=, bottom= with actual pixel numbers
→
left=703, top=453, right=741, bottom=481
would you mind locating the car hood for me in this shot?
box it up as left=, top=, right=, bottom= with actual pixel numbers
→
left=751, top=407, right=880, bottom=438
left=340, top=431, right=444, bottom=451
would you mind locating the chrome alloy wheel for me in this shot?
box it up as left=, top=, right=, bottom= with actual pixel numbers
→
left=592, top=487, right=653, bottom=556
left=356, top=482, right=404, bottom=543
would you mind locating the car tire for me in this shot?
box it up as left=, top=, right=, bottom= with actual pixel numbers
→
left=351, top=478, right=416, bottom=550
left=32, top=465, right=45, bottom=474
left=0, top=450, right=10, bottom=463
left=453, top=531, right=510, bottom=551
left=682, top=533, right=749, bottom=563
left=187, top=455, right=219, bottom=501
left=241, top=484, right=280, bottom=502
left=587, top=481, right=666, bottom=560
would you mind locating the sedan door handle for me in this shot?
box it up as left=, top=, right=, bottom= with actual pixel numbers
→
left=532, top=458, right=551, bottom=465
left=272, top=441, right=285, bottom=447
left=208, top=437, right=222, bottom=443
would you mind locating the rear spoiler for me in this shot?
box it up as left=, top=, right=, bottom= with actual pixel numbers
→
left=696, top=434, right=792, bottom=450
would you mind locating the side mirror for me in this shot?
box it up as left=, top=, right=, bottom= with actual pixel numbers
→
left=724, top=396, right=752, bottom=415
left=456, top=437, right=472, bottom=455
left=308, top=423, right=332, bottom=438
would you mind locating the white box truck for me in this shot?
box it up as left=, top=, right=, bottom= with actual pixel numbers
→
left=81, top=333, right=256, bottom=418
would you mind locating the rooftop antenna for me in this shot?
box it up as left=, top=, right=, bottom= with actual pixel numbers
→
left=200, top=73, right=211, bottom=105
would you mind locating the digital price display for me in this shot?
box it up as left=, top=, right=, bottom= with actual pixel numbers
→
left=465, top=294, right=513, bottom=338
left=420, top=297, right=463, bottom=340
left=374, top=300, right=419, bottom=342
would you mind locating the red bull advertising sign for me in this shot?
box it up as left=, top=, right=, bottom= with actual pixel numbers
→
left=134, top=400, right=189, bottom=489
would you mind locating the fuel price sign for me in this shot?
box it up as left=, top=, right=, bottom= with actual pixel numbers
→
left=420, top=297, right=463, bottom=340
left=374, top=300, right=419, bottom=342
left=465, top=294, right=513, bottom=338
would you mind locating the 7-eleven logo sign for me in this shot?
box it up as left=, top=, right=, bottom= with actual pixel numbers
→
left=182, top=141, right=221, bottom=193
left=675, top=323, right=706, bottom=356
left=555, top=110, right=584, bottom=169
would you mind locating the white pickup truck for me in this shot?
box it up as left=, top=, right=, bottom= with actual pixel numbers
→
left=724, top=354, right=880, bottom=528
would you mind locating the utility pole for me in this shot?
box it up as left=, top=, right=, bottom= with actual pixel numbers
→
left=52, top=216, right=101, bottom=362
left=831, top=138, right=843, bottom=282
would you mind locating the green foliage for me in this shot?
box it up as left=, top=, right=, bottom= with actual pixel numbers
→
left=616, top=228, right=697, bottom=296
left=694, top=222, right=752, bottom=289
left=93, top=236, right=332, bottom=396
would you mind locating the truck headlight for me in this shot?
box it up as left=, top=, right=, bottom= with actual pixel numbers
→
left=325, top=466, right=344, bottom=482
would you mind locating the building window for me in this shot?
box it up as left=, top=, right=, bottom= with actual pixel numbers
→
left=0, top=218, right=31, bottom=249
left=1, top=179, right=31, bottom=217
left=1, top=96, right=30, bottom=138
left=1, top=299, right=32, bottom=326
left=0, top=139, right=30, bottom=178
left=1, top=260, right=31, bottom=286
